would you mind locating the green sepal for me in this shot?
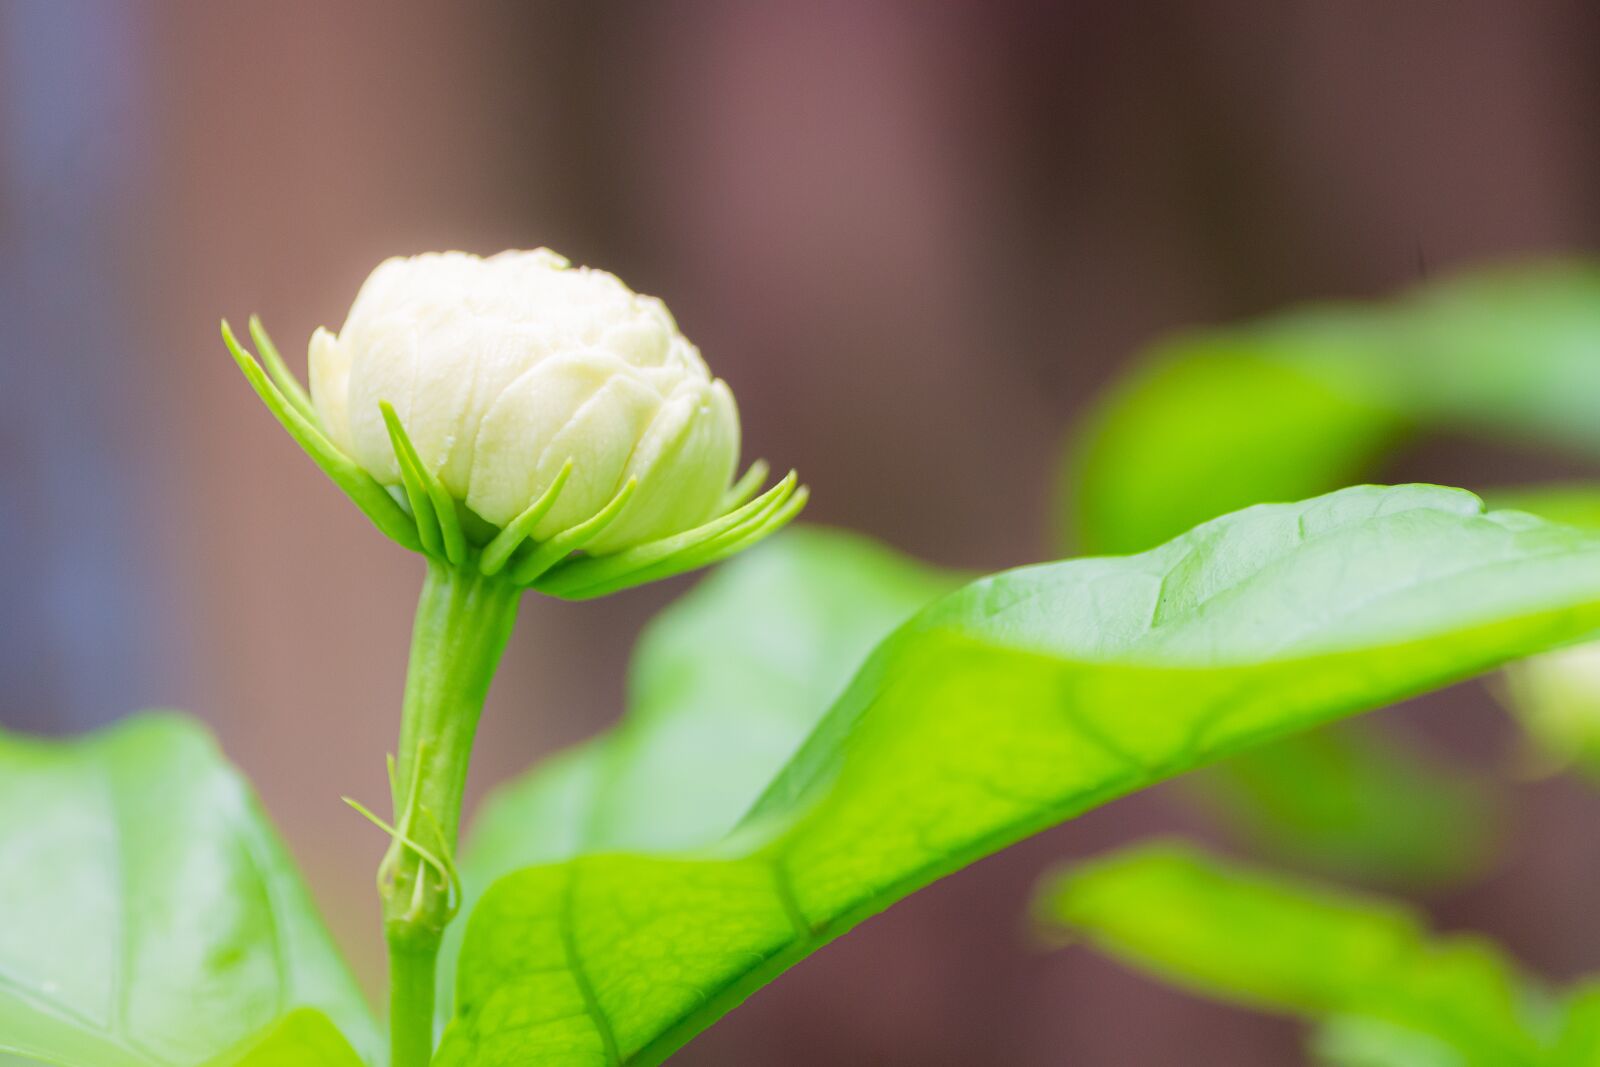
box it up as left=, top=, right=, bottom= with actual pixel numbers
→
left=247, top=316, right=317, bottom=425
left=380, top=401, right=468, bottom=564
left=536, top=469, right=808, bottom=599
left=510, top=477, right=639, bottom=585
left=222, top=319, right=422, bottom=552
left=478, top=459, right=575, bottom=576
left=718, top=458, right=769, bottom=512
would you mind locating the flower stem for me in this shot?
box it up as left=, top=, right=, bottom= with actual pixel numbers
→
left=388, top=940, right=439, bottom=1067
left=383, top=559, right=521, bottom=1066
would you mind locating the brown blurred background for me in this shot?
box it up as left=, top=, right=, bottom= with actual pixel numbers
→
left=6, top=2, right=1600, bottom=1063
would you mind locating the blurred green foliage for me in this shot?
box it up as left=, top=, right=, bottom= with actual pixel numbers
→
left=1492, top=485, right=1600, bottom=531
left=1067, top=260, right=1600, bottom=557
left=1183, top=723, right=1494, bottom=888
left=1067, top=315, right=1406, bottom=557
left=1040, top=841, right=1600, bottom=1067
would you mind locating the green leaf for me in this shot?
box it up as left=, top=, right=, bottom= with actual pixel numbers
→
left=1066, top=260, right=1600, bottom=559
left=1065, top=312, right=1408, bottom=556
left=1065, top=263, right=1600, bottom=890
left=201, top=1010, right=365, bottom=1067
left=1394, top=263, right=1600, bottom=453
left=1037, top=841, right=1553, bottom=1066
left=437, top=528, right=962, bottom=1013
left=0, top=713, right=378, bottom=1067
left=1490, top=485, right=1600, bottom=533
left=1197, top=485, right=1600, bottom=885
left=437, top=485, right=1600, bottom=1066
left=1553, top=982, right=1600, bottom=1066
left=1183, top=722, right=1495, bottom=887
left=466, top=526, right=959, bottom=863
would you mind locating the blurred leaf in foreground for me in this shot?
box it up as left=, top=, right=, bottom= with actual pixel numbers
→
left=0, top=715, right=377, bottom=1067
left=202, top=1010, right=366, bottom=1067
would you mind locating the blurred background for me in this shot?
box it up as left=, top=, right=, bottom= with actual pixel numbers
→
left=6, top=2, right=1600, bottom=1063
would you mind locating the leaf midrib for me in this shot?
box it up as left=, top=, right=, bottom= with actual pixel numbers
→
left=558, top=865, right=620, bottom=1066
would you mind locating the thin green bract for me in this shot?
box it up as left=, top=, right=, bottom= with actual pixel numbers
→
left=434, top=485, right=1600, bottom=1066
left=0, top=714, right=377, bottom=1067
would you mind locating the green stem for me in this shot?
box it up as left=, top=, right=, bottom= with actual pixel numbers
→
left=383, top=560, right=522, bottom=1066
left=388, top=940, right=439, bottom=1067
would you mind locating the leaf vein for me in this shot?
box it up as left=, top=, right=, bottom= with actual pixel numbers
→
left=560, top=865, right=621, bottom=1066
left=766, top=857, right=813, bottom=941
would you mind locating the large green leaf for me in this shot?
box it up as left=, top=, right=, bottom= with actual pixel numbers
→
left=1059, top=317, right=1429, bottom=883
left=0, top=713, right=377, bottom=1067
left=438, top=529, right=961, bottom=1014
left=1065, top=261, right=1600, bottom=887
left=436, top=484, right=1600, bottom=1066
left=1190, top=483, right=1600, bottom=886
left=1036, top=841, right=1553, bottom=1066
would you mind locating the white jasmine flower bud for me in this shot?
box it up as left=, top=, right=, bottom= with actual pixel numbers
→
left=308, top=249, right=740, bottom=554
left=224, top=249, right=803, bottom=597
